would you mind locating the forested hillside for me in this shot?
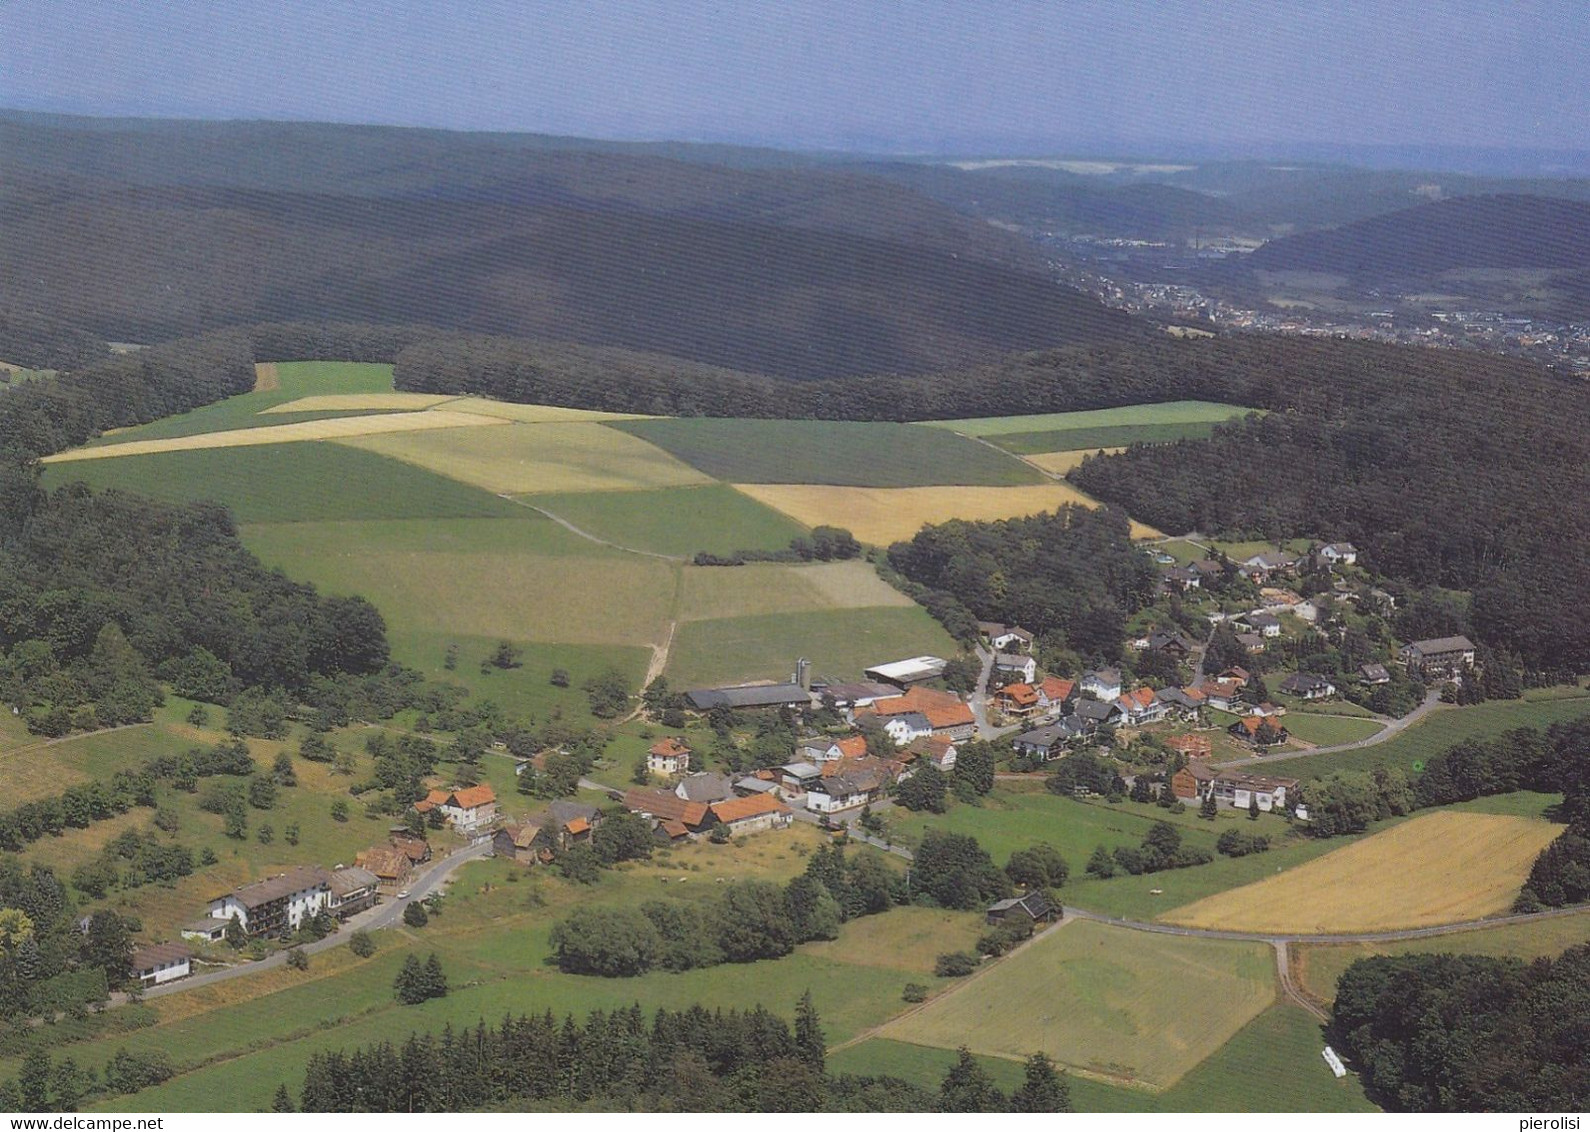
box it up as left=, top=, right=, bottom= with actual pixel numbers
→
left=1248, top=193, right=1590, bottom=276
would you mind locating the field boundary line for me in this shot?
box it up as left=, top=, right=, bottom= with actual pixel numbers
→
left=497, top=495, right=688, bottom=561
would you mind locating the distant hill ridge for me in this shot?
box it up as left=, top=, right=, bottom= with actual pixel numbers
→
left=1248, top=193, right=1590, bottom=276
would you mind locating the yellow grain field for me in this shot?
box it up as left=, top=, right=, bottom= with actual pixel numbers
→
left=1025, top=447, right=1126, bottom=475
left=41, top=409, right=506, bottom=463
left=734, top=482, right=1161, bottom=544
left=1163, top=811, right=1562, bottom=934
left=677, top=560, right=915, bottom=622
left=444, top=397, right=656, bottom=423
left=339, top=421, right=711, bottom=494
left=261, top=393, right=457, bottom=413
left=252, top=361, right=280, bottom=392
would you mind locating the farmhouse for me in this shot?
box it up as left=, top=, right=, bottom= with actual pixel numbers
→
left=993, top=653, right=1038, bottom=684
left=710, top=793, right=793, bottom=835
left=646, top=737, right=692, bottom=776
left=206, top=866, right=332, bottom=938
left=994, top=682, right=1041, bottom=718
left=879, top=711, right=933, bottom=745
left=1401, top=635, right=1477, bottom=680
left=796, top=735, right=868, bottom=763
left=389, top=830, right=432, bottom=865
left=806, top=768, right=886, bottom=814
left=1359, top=663, right=1392, bottom=685
left=985, top=890, right=1058, bottom=927
left=1228, top=716, right=1290, bottom=747
left=1279, top=672, right=1337, bottom=700
left=130, top=942, right=193, bottom=988
left=978, top=622, right=1034, bottom=652
left=354, top=846, right=413, bottom=895
left=675, top=771, right=734, bottom=804
left=869, top=686, right=976, bottom=740
left=493, top=821, right=547, bottom=865
left=816, top=681, right=900, bottom=710
left=545, top=800, right=602, bottom=848
left=1011, top=720, right=1083, bottom=761
left=1319, top=542, right=1358, bottom=566
left=414, top=785, right=498, bottom=832
left=327, top=865, right=380, bottom=918
left=622, top=789, right=713, bottom=833
left=864, top=656, right=948, bottom=687
left=779, top=762, right=824, bottom=796
left=686, top=682, right=813, bottom=711
left=1080, top=667, right=1123, bottom=701
left=903, top=734, right=958, bottom=771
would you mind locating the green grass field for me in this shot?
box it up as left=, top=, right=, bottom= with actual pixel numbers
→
left=676, top=561, right=915, bottom=623
left=1256, top=695, right=1590, bottom=779
left=1296, top=908, right=1590, bottom=1005
left=1280, top=713, right=1385, bottom=746
left=519, top=483, right=809, bottom=557
left=85, top=362, right=397, bottom=444
left=837, top=1004, right=1375, bottom=1111
left=923, top=401, right=1255, bottom=437
left=664, top=606, right=956, bottom=687
left=879, top=919, right=1275, bottom=1089
left=613, top=419, right=1044, bottom=487
left=43, top=442, right=525, bottom=523
left=995, top=421, right=1231, bottom=455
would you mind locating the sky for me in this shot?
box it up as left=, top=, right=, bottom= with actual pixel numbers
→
left=2, top=1, right=1586, bottom=158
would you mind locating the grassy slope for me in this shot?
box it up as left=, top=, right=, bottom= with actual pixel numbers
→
left=664, top=606, right=957, bottom=688
left=837, top=1004, right=1376, bottom=1112
left=42, top=442, right=526, bottom=523
left=1255, top=695, right=1590, bottom=779
left=518, top=483, right=809, bottom=557
left=925, top=401, right=1254, bottom=436
left=614, top=418, right=1044, bottom=487
left=85, top=361, right=395, bottom=443
left=1280, top=713, right=1385, bottom=746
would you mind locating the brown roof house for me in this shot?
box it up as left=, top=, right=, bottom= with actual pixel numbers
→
left=647, top=737, right=692, bottom=777
left=131, top=941, right=193, bottom=987
left=355, top=846, right=414, bottom=895
left=493, top=821, right=548, bottom=865
left=709, top=793, right=793, bottom=836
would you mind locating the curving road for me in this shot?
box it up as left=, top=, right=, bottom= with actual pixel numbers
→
left=137, top=838, right=494, bottom=1001
left=1211, top=688, right=1445, bottom=769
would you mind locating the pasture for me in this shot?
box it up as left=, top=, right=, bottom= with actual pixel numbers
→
left=1278, top=713, right=1384, bottom=747
left=614, top=418, right=1044, bottom=487
left=879, top=919, right=1275, bottom=1089
left=339, top=421, right=711, bottom=494
left=733, top=482, right=1157, bottom=545
left=802, top=906, right=985, bottom=974
left=1258, top=694, right=1590, bottom=779
left=42, top=443, right=525, bottom=523
left=664, top=607, right=956, bottom=687
left=1162, top=811, right=1561, bottom=933
left=676, top=561, right=916, bottom=622
left=1295, top=908, right=1590, bottom=1004
left=46, top=408, right=506, bottom=462
left=242, top=518, right=677, bottom=648
left=521, top=483, right=807, bottom=557
left=922, top=401, right=1256, bottom=437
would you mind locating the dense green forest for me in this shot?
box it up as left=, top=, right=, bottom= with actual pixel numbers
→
left=1332, top=945, right=1590, bottom=1111
left=0, top=307, right=108, bottom=371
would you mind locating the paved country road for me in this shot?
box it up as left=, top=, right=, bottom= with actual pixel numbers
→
left=1211, top=687, right=1447, bottom=769
left=137, top=838, right=493, bottom=1001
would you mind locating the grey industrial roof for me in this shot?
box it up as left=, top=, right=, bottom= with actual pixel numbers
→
left=687, top=683, right=813, bottom=710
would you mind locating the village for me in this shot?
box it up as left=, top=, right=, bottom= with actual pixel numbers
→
left=123, top=536, right=1486, bottom=992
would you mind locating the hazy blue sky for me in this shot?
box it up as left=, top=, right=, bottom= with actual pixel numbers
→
left=2, top=1, right=1585, bottom=155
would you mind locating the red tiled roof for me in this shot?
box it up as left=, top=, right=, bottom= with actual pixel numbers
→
left=649, top=737, right=692, bottom=758
left=710, top=793, right=791, bottom=824
left=1039, top=677, right=1075, bottom=701
left=564, top=817, right=590, bottom=836
left=998, top=683, right=1039, bottom=706
left=872, top=687, right=964, bottom=717
left=836, top=736, right=869, bottom=759
left=450, top=785, right=496, bottom=809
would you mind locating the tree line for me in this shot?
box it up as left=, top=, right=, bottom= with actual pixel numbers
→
left=1332, top=944, right=1590, bottom=1111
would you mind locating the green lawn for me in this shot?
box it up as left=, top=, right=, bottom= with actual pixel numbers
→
left=664, top=606, right=956, bottom=688
left=44, top=442, right=525, bottom=523
left=1257, top=695, right=1590, bottom=779
left=82, top=362, right=397, bottom=443
left=1280, top=713, right=1385, bottom=747
left=612, top=419, right=1043, bottom=487
left=837, top=1004, right=1376, bottom=1112
left=518, top=483, right=809, bottom=557
left=923, top=401, right=1255, bottom=437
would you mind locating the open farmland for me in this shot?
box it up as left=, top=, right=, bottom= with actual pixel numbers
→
left=927, top=401, right=1256, bottom=454
left=242, top=517, right=677, bottom=647
left=261, top=392, right=455, bottom=413
left=880, top=919, right=1275, bottom=1089
left=1295, top=908, right=1590, bottom=1004
left=734, top=482, right=1159, bottom=544
left=339, top=421, right=712, bottom=494
left=520, top=483, right=808, bottom=557
left=41, top=442, right=526, bottom=523
left=1163, top=811, right=1561, bottom=933
left=677, top=561, right=916, bottom=621
left=442, top=397, right=654, bottom=423
left=665, top=607, right=955, bottom=687
left=45, top=407, right=507, bottom=462
left=614, top=418, right=1044, bottom=486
